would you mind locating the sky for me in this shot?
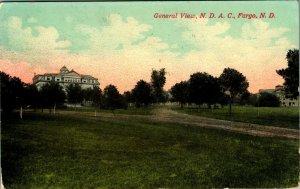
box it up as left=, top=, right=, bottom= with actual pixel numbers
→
left=0, top=1, right=298, bottom=93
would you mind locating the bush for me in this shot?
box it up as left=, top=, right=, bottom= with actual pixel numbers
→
left=257, top=93, right=280, bottom=107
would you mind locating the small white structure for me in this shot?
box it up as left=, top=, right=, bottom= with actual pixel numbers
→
left=259, top=85, right=299, bottom=107
left=33, top=66, right=100, bottom=91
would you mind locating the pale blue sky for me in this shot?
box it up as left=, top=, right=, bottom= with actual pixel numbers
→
left=1, top=1, right=298, bottom=54
left=0, top=1, right=298, bottom=93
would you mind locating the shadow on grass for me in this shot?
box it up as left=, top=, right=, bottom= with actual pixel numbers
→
left=2, top=112, right=31, bottom=186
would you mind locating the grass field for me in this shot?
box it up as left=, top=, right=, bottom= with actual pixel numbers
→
left=2, top=111, right=299, bottom=189
left=173, top=105, right=299, bottom=129
left=64, top=106, right=154, bottom=115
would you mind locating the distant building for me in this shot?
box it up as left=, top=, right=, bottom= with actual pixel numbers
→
left=33, top=66, right=100, bottom=91
left=259, top=85, right=299, bottom=107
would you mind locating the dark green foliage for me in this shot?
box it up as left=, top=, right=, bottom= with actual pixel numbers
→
left=237, top=91, right=251, bottom=105
left=23, top=84, right=39, bottom=109
left=188, top=72, right=221, bottom=107
left=66, top=84, right=83, bottom=105
left=258, top=93, right=281, bottom=107
left=0, top=72, right=24, bottom=113
left=2, top=111, right=298, bottom=188
left=247, top=93, right=259, bottom=106
left=102, top=84, right=127, bottom=110
left=276, top=49, right=299, bottom=98
left=219, top=68, right=249, bottom=114
left=82, top=86, right=102, bottom=106
left=170, top=81, right=189, bottom=108
left=151, top=68, right=167, bottom=103
left=232, top=91, right=253, bottom=105
left=40, top=81, right=66, bottom=110
left=174, top=106, right=299, bottom=130
left=132, top=80, right=152, bottom=107
left=123, top=91, right=134, bottom=104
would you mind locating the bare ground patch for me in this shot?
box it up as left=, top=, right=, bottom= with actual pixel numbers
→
left=60, top=109, right=299, bottom=140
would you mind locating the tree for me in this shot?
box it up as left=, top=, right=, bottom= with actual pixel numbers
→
left=40, top=81, right=66, bottom=113
left=66, top=84, right=83, bottom=107
left=132, top=80, right=152, bottom=107
left=23, top=84, right=39, bottom=110
left=233, top=91, right=251, bottom=105
left=123, top=91, right=134, bottom=105
left=170, top=81, right=189, bottom=108
left=102, top=85, right=127, bottom=110
left=219, top=68, right=249, bottom=115
left=188, top=72, right=221, bottom=108
left=276, top=49, right=299, bottom=98
left=0, top=72, right=24, bottom=114
left=247, top=93, right=259, bottom=107
left=258, top=93, right=280, bottom=107
left=83, top=86, right=102, bottom=106
left=151, top=68, right=167, bottom=103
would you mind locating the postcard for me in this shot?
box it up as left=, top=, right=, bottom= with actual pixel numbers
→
left=0, top=1, right=299, bottom=188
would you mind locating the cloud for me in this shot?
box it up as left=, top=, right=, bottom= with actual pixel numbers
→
left=27, top=17, right=37, bottom=23
left=178, top=19, right=295, bottom=92
left=0, top=16, right=72, bottom=70
left=1, top=16, right=71, bottom=53
left=0, top=15, right=177, bottom=92
left=76, top=14, right=152, bottom=54
left=0, top=15, right=297, bottom=93
left=0, top=59, right=48, bottom=83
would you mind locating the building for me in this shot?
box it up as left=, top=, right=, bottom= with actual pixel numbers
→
left=33, top=66, right=100, bottom=91
left=259, top=85, right=299, bottom=107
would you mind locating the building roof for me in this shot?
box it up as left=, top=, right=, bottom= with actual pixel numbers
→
left=81, top=74, right=98, bottom=80
left=60, top=65, right=69, bottom=72
left=259, top=89, right=275, bottom=94
left=33, top=66, right=99, bottom=84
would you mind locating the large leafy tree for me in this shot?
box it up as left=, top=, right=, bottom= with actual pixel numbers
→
left=132, top=80, right=152, bottom=107
left=102, top=84, right=126, bottom=110
left=219, top=68, right=249, bottom=114
left=83, top=86, right=102, bottom=106
left=276, top=49, right=299, bottom=98
left=123, top=91, right=134, bottom=105
left=188, top=72, right=221, bottom=107
left=170, top=81, right=189, bottom=108
left=0, top=72, right=24, bottom=113
left=40, top=81, right=66, bottom=113
left=23, top=84, right=39, bottom=110
left=66, top=84, right=83, bottom=106
left=258, top=92, right=280, bottom=107
left=151, top=68, right=167, bottom=103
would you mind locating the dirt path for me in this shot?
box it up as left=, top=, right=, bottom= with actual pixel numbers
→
left=150, top=108, right=299, bottom=140
left=61, top=108, right=299, bottom=140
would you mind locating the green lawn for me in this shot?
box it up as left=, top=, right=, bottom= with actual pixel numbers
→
left=63, top=105, right=154, bottom=115
left=173, top=105, right=299, bottom=129
left=2, top=111, right=299, bottom=189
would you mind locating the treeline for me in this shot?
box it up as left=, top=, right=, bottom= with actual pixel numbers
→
left=0, top=72, right=101, bottom=114
left=0, top=66, right=279, bottom=117
left=0, top=68, right=169, bottom=114
left=2, top=46, right=297, bottom=116
left=0, top=66, right=249, bottom=116
left=170, top=68, right=249, bottom=113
